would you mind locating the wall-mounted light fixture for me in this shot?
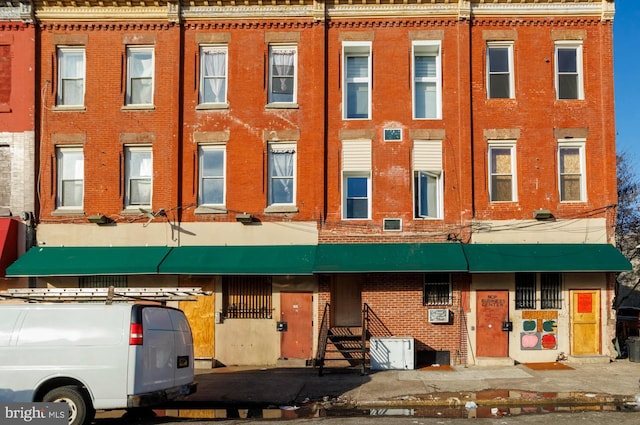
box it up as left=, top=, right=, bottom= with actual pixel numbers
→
left=87, top=214, right=110, bottom=225
left=236, top=213, right=253, bottom=224
left=533, top=209, right=553, bottom=220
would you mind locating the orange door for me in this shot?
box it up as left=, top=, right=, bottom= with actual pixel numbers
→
left=570, top=289, right=600, bottom=355
left=476, top=290, right=509, bottom=357
left=280, top=292, right=313, bottom=359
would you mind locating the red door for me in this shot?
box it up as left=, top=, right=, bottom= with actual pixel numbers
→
left=280, top=292, right=313, bottom=359
left=476, top=290, right=509, bottom=357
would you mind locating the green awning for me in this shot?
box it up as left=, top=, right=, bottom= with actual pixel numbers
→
left=314, top=243, right=468, bottom=273
left=159, top=245, right=317, bottom=275
left=463, top=244, right=632, bottom=273
left=5, top=246, right=172, bottom=277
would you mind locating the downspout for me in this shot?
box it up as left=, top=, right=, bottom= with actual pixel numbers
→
left=322, top=1, right=329, bottom=227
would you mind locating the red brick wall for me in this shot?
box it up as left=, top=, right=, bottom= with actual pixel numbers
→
left=38, top=22, right=181, bottom=222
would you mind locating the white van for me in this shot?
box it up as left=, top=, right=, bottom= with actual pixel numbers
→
left=0, top=303, right=197, bottom=425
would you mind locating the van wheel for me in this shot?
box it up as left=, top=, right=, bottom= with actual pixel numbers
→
left=43, top=386, right=95, bottom=425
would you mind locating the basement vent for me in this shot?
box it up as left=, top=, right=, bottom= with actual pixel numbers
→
left=383, top=218, right=402, bottom=231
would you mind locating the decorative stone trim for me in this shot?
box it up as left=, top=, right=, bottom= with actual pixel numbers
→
left=193, top=131, right=230, bottom=144
left=410, top=129, right=446, bottom=141
left=263, top=129, right=300, bottom=141
left=483, top=128, right=520, bottom=140
left=51, top=133, right=86, bottom=144
left=554, top=128, right=589, bottom=140
left=119, top=133, right=156, bottom=144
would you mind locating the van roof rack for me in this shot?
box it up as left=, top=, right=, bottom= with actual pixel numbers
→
left=0, top=287, right=212, bottom=304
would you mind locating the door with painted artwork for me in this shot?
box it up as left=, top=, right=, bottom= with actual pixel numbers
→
left=476, top=290, right=509, bottom=357
left=570, top=289, right=600, bottom=355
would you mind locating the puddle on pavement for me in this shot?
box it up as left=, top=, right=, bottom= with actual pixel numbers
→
left=105, top=400, right=639, bottom=422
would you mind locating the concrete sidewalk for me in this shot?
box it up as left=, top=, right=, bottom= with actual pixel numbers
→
left=180, top=359, right=640, bottom=409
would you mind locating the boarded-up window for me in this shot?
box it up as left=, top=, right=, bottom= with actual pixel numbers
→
left=223, top=276, right=272, bottom=319
left=0, top=45, right=10, bottom=105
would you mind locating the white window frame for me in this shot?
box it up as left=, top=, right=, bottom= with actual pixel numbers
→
left=268, top=142, right=296, bottom=206
left=486, top=42, right=514, bottom=99
left=412, top=40, right=442, bottom=119
left=125, top=46, right=154, bottom=106
left=557, top=139, right=586, bottom=202
left=555, top=41, right=584, bottom=100
left=199, top=45, right=228, bottom=106
left=124, top=146, right=152, bottom=208
left=343, top=42, right=372, bottom=120
left=56, top=47, right=85, bottom=107
left=414, top=170, right=443, bottom=219
left=56, top=146, right=84, bottom=209
left=343, top=172, right=371, bottom=220
left=268, top=45, right=297, bottom=105
left=488, top=142, right=517, bottom=202
left=198, top=144, right=226, bottom=207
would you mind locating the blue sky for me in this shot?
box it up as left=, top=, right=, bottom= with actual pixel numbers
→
left=614, top=1, right=640, bottom=173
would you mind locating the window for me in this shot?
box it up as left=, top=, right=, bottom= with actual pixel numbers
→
left=555, top=42, right=583, bottom=100
left=342, top=140, right=372, bottom=219
left=199, top=46, right=227, bottom=105
left=56, top=147, right=84, bottom=209
left=344, top=174, right=370, bottom=219
left=487, top=42, right=514, bottom=99
left=413, top=140, right=443, bottom=219
left=79, top=276, right=127, bottom=288
left=125, top=146, right=152, bottom=207
left=515, top=273, right=536, bottom=310
left=413, top=41, right=442, bottom=119
left=268, top=143, right=296, bottom=206
left=268, top=46, right=297, bottom=104
left=541, top=273, right=562, bottom=310
left=489, top=143, right=516, bottom=202
left=57, top=47, right=85, bottom=107
left=126, top=47, right=154, bottom=106
left=223, top=276, right=272, bottom=319
left=198, top=145, right=225, bottom=206
left=343, top=42, right=371, bottom=119
left=558, top=141, right=585, bottom=202
left=423, top=273, right=452, bottom=306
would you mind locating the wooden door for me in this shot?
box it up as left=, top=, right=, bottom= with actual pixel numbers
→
left=570, top=289, right=601, bottom=355
left=331, top=275, right=362, bottom=327
left=280, top=292, right=313, bottom=359
left=476, top=290, right=509, bottom=357
left=179, top=287, right=215, bottom=361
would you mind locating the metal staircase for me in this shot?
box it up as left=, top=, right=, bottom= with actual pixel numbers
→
left=315, top=303, right=392, bottom=376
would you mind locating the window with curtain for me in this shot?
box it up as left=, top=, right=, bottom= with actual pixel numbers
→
left=199, top=145, right=225, bottom=206
left=487, top=42, right=514, bottom=99
left=555, top=42, right=583, bottom=100
left=515, top=272, right=536, bottom=309
left=125, top=146, right=152, bottom=207
left=413, top=41, right=441, bottom=119
left=269, top=46, right=296, bottom=104
left=559, top=143, right=584, bottom=201
left=489, top=144, right=516, bottom=202
left=268, top=143, right=296, bottom=205
left=343, top=42, right=371, bottom=119
left=423, top=273, right=452, bottom=306
left=57, top=47, right=85, bottom=107
left=200, top=46, right=227, bottom=105
left=126, top=47, right=154, bottom=105
left=56, top=147, right=84, bottom=208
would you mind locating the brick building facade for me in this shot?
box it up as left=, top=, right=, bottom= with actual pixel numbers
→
left=4, top=0, right=630, bottom=368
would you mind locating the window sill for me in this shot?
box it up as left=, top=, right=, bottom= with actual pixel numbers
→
left=0, top=104, right=12, bottom=113
left=120, top=208, right=147, bottom=215
left=196, top=103, right=229, bottom=111
left=53, top=105, right=86, bottom=112
left=195, top=206, right=228, bottom=214
left=121, top=105, right=155, bottom=111
left=265, top=103, right=299, bottom=110
left=51, top=209, right=85, bottom=216
left=264, top=205, right=299, bottom=214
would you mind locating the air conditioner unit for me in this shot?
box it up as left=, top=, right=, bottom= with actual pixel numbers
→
left=428, top=308, right=451, bottom=324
